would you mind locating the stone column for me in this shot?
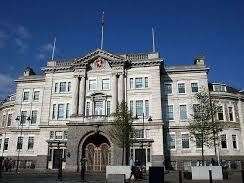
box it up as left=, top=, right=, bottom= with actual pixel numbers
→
left=71, top=76, right=79, bottom=116
left=111, top=74, right=118, bottom=112
left=78, top=76, right=86, bottom=116
left=118, top=74, right=124, bottom=104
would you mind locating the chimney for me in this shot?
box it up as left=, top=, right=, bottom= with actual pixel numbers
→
left=194, top=56, right=205, bottom=66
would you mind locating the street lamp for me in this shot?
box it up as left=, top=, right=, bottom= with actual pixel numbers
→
left=15, top=115, right=31, bottom=173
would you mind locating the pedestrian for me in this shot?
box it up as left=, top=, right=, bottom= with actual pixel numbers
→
left=129, top=157, right=135, bottom=182
left=4, top=158, right=9, bottom=172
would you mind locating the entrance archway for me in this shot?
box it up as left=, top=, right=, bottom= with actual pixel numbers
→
left=81, top=133, right=111, bottom=172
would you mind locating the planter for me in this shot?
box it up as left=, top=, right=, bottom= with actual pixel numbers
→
left=106, top=166, right=131, bottom=180
left=191, top=166, right=223, bottom=180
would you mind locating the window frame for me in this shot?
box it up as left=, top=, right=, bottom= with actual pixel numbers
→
left=179, top=105, right=187, bottom=121
left=28, top=136, right=34, bottom=150
left=191, top=82, right=199, bottom=93
left=102, top=78, right=110, bottom=90
left=33, top=90, right=40, bottom=101
left=181, top=133, right=190, bottom=149
left=135, top=77, right=143, bottom=89
left=178, top=83, right=186, bottom=94
left=89, top=79, right=97, bottom=90
left=23, top=91, right=30, bottom=101
left=59, top=82, right=67, bottom=93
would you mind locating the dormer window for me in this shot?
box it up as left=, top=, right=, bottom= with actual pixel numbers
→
left=213, top=84, right=226, bottom=92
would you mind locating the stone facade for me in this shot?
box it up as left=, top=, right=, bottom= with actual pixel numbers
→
left=0, top=49, right=243, bottom=172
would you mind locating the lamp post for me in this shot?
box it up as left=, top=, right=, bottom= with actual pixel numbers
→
left=15, top=115, right=31, bottom=173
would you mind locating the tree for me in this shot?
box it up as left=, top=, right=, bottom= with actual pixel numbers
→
left=109, top=100, right=134, bottom=165
left=187, top=90, right=223, bottom=166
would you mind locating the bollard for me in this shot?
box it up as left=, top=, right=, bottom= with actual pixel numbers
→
left=209, top=170, right=213, bottom=183
left=179, top=170, right=183, bottom=183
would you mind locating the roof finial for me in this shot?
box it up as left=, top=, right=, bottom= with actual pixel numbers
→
left=51, top=37, right=56, bottom=60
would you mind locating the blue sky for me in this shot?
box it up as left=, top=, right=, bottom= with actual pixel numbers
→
left=0, top=0, right=243, bottom=99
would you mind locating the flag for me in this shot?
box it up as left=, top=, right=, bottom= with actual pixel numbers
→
left=102, top=11, right=105, bottom=26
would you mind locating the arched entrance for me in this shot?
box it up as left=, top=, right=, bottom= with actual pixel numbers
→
left=81, top=133, right=111, bottom=172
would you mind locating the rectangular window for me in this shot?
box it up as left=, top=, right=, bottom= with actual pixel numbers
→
left=102, top=79, right=110, bottom=90
left=21, top=111, right=27, bottom=124
left=66, top=103, right=70, bottom=118
left=147, top=148, right=151, bottom=162
left=55, top=83, right=58, bottom=92
left=191, top=83, right=198, bottom=93
left=67, top=82, right=71, bottom=92
left=136, top=100, right=143, bottom=117
left=31, top=110, right=37, bottom=124
left=232, top=135, right=237, bottom=149
left=164, top=83, right=172, bottom=94
left=221, top=134, right=227, bottom=148
left=169, top=134, right=176, bottom=149
left=217, top=106, right=224, bottom=120
left=130, top=101, right=133, bottom=115
left=166, top=105, right=174, bottom=120
left=17, top=137, right=23, bottom=150
left=52, top=104, right=56, bottom=119
left=182, top=134, right=189, bottom=149
left=195, top=134, right=202, bottom=148
left=64, top=131, right=68, bottom=139
left=50, top=131, right=54, bottom=139
left=28, top=137, right=34, bottom=150
left=55, top=131, right=63, bottom=139
left=178, top=83, right=185, bottom=94
left=57, top=104, right=64, bottom=119
left=89, top=79, right=96, bottom=90
left=2, top=115, right=6, bottom=127
left=23, top=91, right=29, bottom=101
left=4, top=138, right=9, bottom=150
left=129, top=78, right=134, bottom=89
left=135, top=129, right=144, bottom=138
left=180, top=105, right=187, bottom=120
left=33, top=91, right=40, bottom=101
left=135, top=78, right=143, bottom=89
left=228, top=107, right=234, bottom=121
left=59, top=82, right=66, bottom=92
left=145, top=100, right=149, bottom=117
left=7, top=114, right=12, bottom=126
left=145, top=77, right=148, bottom=88
left=86, top=102, right=90, bottom=116
left=107, top=101, right=111, bottom=115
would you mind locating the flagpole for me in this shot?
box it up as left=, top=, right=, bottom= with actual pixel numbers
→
left=152, top=27, right=155, bottom=52
left=100, top=11, right=104, bottom=50
left=51, top=37, right=56, bottom=60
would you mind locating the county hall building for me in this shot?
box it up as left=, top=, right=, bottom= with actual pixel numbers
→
left=0, top=49, right=244, bottom=172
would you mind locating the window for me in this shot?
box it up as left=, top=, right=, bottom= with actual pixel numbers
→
left=50, top=131, right=54, bottom=139
left=191, top=83, right=198, bottom=93
left=164, top=83, right=172, bottom=94
left=89, top=80, right=96, bottom=90
left=55, top=131, right=63, bottom=139
left=7, top=114, right=12, bottom=126
left=67, top=82, right=71, bottom=92
left=31, top=110, right=37, bottom=124
left=182, top=134, right=189, bottom=149
left=2, top=115, right=6, bottom=127
left=136, top=100, right=143, bottom=116
left=213, top=84, right=226, bottom=92
left=28, top=137, right=34, bottom=150
left=52, top=104, right=56, bottom=119
left=180, top=105, right=187, bottom=120
left=228, top=107, right=234, bottom=121
left=66, top=103, right=70, bottom=118
left=178, top=83, right=185, bottom=94
left=107, top=101, right=111, bottom=115
left=0, top=139, right=2, bottom=150
left=195, top=134, right=202, bottom=148
left=102, top=79, right=110, bottom=90
left=55, top=83, right=58, bottom=92
left=232, top=135, right=237, bottom=149
left=169, top=134, right=176, bottom=149
left=94, top=101, right=103, bottom=115
left=221, top=134, right=227, bottom=148
left=59, top=82, right=66, bottom=92
left=23, top=91, right=29, bottom=101
left=147, top=148, right=151, bottom=162
left=145, top=100, right=149, bottom=117
left=166, top=105, right=174, bottom=120
left=130, top=101, right=133, bottom=114
left=17, top=137, right=23, bottom=150
left=64, top=131, right=68, bottom=139
left=4, top=138, right=9, bottom=150
left=21, top=111, right=27, bottom=124
left=86, top=102, right=90, bottom=116
left=33, top=91, right=40, bottom=101
left=217, top=106, right=224, bottom=120
left=57, top=104, right=64, bottom=119
left=135, top=129, right=144, bottom=138
left=145, top=77, right=148, bottom=88
left=135, top=78, right=143, bottom=89
left=129, top=78, right=134, bottom=89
